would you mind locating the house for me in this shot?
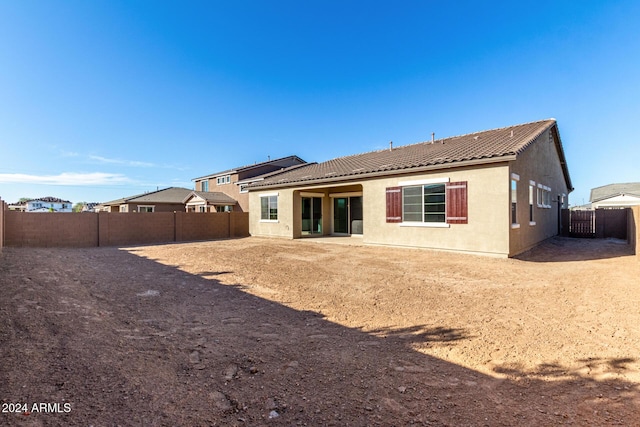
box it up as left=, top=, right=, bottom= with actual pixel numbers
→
left=183, top=191, right=238, bottom=212
left=192, top=155, right=307, bottom=212
left=100, top=187, right=193, bottom=213
left=589, top=183, right=640, bottom=209
left=80, top=202, right=100, bottom=213
left=25, top=197, right=73, bottom=212
left=247, top=119, right=572, bottom=258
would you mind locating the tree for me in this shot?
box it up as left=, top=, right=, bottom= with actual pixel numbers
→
left=73, top=202, right=86, bottom=212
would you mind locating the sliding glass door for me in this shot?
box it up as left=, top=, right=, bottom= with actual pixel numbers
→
left=302, top=197, right=322, bottom=235
left=333, top=196, right=363, bottom=235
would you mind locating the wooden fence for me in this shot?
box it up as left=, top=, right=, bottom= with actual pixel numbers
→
left=562, top=208, right=631, bottom=240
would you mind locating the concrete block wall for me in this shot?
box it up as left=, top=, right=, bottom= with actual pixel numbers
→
left=630, top=206, right=639, bottom=257
left=0, top=199, right=5, bottom=250
left=176, top=212, right=229, bottom=241
left=98, top=212, right=175, bottom=246
left=2, top=211, right=249, bottom=248
left=229, top=212, right=250, bottom=238
left=5, top=211, right=98, bottom=247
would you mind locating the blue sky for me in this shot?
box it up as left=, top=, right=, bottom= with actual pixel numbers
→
left=0, top=1, right=638, bottom=206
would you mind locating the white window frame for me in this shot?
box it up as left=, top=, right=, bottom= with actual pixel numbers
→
left=398, top=179, right=450, bottom=228
left=511, top=173, right=520, bottom=228
left=537, top=184, right=552, bottom=208
left=260, top=192, right=279, bottom=222
left=138, top=205, right=155, bottom=213
left=529, top=180, right=536, bottom=226
left=216, top=175, right=231, bottom=185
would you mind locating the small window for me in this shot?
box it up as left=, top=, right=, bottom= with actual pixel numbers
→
left=260, top=195, right=278, bottom=221
left=511, top=178, right=518, bottom=226
left=201, top=181, right=209, bottom=192
left=216, top=175, right=231, bottom=185
left=529, top=183, right=535, bottom=224
left=138, top=206, right=154, bottom=213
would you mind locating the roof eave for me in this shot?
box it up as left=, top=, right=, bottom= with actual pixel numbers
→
left=248, top=156, right=515, bottom=191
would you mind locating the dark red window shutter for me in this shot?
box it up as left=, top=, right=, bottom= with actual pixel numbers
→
left=446, top=181, right=468, bottom=224
left=385, top=187, right=402, bottom=223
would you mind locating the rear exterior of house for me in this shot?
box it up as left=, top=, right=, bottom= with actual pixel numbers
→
left=247, top=119, right=572, bottom=257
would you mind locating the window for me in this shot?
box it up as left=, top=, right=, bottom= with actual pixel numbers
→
left=260, top=194, right=278, bottom=221
left=201, top=180, right=209, bottom=192
left=138, top=206, right=154, bottom=212
left=511, top=174, right=519, bottom=227
left=386, top=181, right=467, bottom=225
left=217, top=175, right=231, bottom=185
left=529, top=182, right=535, bottom=225
left=537, top=184, right=551, bottom=208
left=215, top=205, right=233, bottom=212
left=402, top=184, right=446, bottom=223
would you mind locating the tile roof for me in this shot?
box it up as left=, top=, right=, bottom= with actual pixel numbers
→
left=183, top=191, right=237, bottom=204
left=103, top=187, right=193, bottom=205
left=249, top=119, right=563, bottom=189
left=28, top=196, right=72, bottom=204
left=192, top=155, right=306, bottom=180
left=590, top=182, right=640, bottom=202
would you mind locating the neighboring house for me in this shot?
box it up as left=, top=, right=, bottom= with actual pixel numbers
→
left=192, top=155, right=307, bottom=212
left=247, top=119, right=572, bottom=258
left=100, top=187, right=193, bottom=213
left=589, top=183, right=640, bottom=209
left=80, top=202, right=100, bottom=213
left=7, top=202, right=26, bottom=211
left=25, top=197, right=73, bottom=212
left=183, top=191, right=238, bottom=212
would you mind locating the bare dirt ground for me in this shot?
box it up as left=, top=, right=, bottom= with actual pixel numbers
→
left=1, top=236, right=639, bottom=426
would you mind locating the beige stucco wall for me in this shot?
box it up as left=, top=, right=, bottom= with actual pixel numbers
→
left=361, top=164, right=510, bottom=256
left=508, top=128, right=571, bottom=256
left=250, top=164, right=512, bottom=256
left=249, top=189, right=296, bottom=238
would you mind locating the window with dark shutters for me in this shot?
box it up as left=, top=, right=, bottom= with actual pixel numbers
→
left=445, top=181, right=468, bottom=224
left=385, top=187, right=402, bottom=223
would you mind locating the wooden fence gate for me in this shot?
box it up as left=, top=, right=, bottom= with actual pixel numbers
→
left=569, top=210, right=596, bottom=238
left=562, top=209, right=629, bottom=239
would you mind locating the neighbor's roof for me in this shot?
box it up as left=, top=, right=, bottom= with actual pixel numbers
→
left=590, top=182, right=640, bottom=202
left=103, top=187, right=193, bottom=205
left=248, top=119, right=572, bottom=190
left=27, top=196, right=72, bottom=204
left=192, top=155, right=306, bottom=181
left=183, top=191, right=237, bottom=205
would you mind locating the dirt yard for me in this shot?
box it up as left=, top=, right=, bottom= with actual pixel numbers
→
left=1, top=236, right=639, bottom=426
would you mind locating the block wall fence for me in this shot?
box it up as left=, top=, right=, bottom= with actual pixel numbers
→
left=0, top=199, right=638, bottom=257
left=631, top=206, right=640, bottom=258
left=0, top=207, right=249, bottom=248
left=0, top=199, right=5, bottom=250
